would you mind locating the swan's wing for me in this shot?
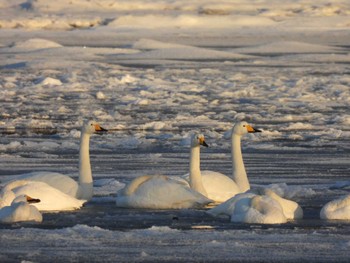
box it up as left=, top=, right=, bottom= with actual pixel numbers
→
left=320, top=195, right=350, bottom=220
left=5, top=172, right=79, bottom=197
left=207, top=192, right=256, bottom=217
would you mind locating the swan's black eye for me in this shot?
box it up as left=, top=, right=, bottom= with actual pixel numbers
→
left=243, top=125, right=246, bottom=127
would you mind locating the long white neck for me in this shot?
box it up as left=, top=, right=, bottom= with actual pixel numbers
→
left=231, top=134, right=250, bottom=192
left=78, top=132, right=93, bottom=200
left=189, top=145, right=207, bottom=196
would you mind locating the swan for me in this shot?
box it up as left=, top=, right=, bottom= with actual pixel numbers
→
left=115, top=134, right=213, bottom=209
left=183, top=121, right=261, bottom=203
left=207, top=189, right=302, bottom=224
left=320, top=195, right=350, bottom=220
left=1, top=180, right=86, bottom=211
left=6, top=120, right=107, bottom=201
left=0, top=194, right=42, bottom=223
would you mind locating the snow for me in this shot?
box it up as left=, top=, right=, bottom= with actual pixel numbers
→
left=0, top=0, right=350, bottom=261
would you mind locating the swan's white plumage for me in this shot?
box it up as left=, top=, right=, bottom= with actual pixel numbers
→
left=1, top=180, right=85, bottom=211
left=0, top=195, right=42, bottom=223
left=263, top=189, right=303, bottom=220
left=116, top=134, right=213, bottom=209
left=116, top=175, right=212, bottom=209
left=208, top=190, right=303, bottom=224
left=5, top=120, right=107, bottom=201
left=320, top=195, right=350, bottom=220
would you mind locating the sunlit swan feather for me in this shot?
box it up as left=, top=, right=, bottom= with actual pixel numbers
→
left=208, top=189, right=303, bottom=224
left=6, top=120, right=107, bottom=201
left=116, top=134, right=212, bottom=209
left=1, top=180, right=85, bottom=211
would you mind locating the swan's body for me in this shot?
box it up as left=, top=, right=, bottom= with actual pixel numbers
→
left=1, top=180, right=85, bottom=211
left=116, top=175, right=211, bottom=209
left=320, top=195, right=350, bottom=220
left=208, top=189, right=303, bottom=224
left=6, top=120, right=107, bottom=201
left=183, top=122, right=261, bottom=203
left=0, top=195, right=42, bottom=223
left=116, top=134, right=212, bottom=209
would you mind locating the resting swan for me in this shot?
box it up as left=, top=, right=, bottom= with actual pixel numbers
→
left=1, top=180, right=85, bottom=211
left=0, top=194, right=42, bottom=223
left=207, top=189, right=303, bottom=224
left=6, top=120, right=107, bottom=201
left=320, top=195, right=350, bottom=220
left=115, top=134, right=213, bottom=209
left=184, top=121, right=261, bottom=203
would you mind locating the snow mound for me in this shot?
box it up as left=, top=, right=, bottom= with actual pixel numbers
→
left=36, top=77, right=62, bottom=86
left=235, top=41, right=342, bottom=54
left=132, top=39, right=189, bottom=50
left=11, top=38, right=62, bottom=50
left=119, top=45, right=253, bottom=61
left=109, top=14, right=276, bottom=29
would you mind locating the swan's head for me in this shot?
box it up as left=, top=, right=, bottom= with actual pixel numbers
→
left=82, top=120, right=108, bottom=135
left=191, top=133, right=209, bottom=148
left=232, top=121, right=261, bottom=136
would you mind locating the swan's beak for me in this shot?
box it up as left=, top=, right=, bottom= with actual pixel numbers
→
left=94, top=124, right=108, bottom=134
left=26, top=195, right=41, bottom=204
left=200, top=138, right=209, bottom=147
left=247, top=125, right=261, bottom=133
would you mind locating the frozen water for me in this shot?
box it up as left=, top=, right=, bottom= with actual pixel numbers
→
left=0, top=0, right=350, bottom=262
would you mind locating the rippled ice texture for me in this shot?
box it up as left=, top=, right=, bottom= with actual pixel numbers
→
left=0, top=0, right=350, bottom=262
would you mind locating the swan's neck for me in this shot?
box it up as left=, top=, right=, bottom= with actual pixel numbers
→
left=189, top=145, right=207, bottom=196
left=78, top=132, right=93, bottom=200
left=231, top=134, right=250, bottom=192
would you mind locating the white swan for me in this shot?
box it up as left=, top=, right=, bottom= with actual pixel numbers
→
left=320, top=195, right=350, bottom=220
left=115, top=134, right=212, bottom=209
left=1, top=180, right=85, bottom=211
left=184, top=121, right=261, bottom=203
left=207, top=189, right=303, bottom=224
left=7, top=120, right=107, bottom=201
left=0, top=194, right=42, bottom=223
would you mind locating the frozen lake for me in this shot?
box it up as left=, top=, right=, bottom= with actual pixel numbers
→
left=1, top=0, right=350, bottom=262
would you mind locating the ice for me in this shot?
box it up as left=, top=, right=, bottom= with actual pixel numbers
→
left=36, top=77, right=63, bottom=86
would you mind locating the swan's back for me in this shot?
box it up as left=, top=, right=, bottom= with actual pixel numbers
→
left=10, top=181, right=85, bottom=211
left=116, top=175, right=212, bottom=209
left=9, top=172, right=79, bottom=197
left=200, top=170, right=241, bottom=203
left=239, top=195, right=287, bottom=224
left=320, top=195, right=350, bottom=220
